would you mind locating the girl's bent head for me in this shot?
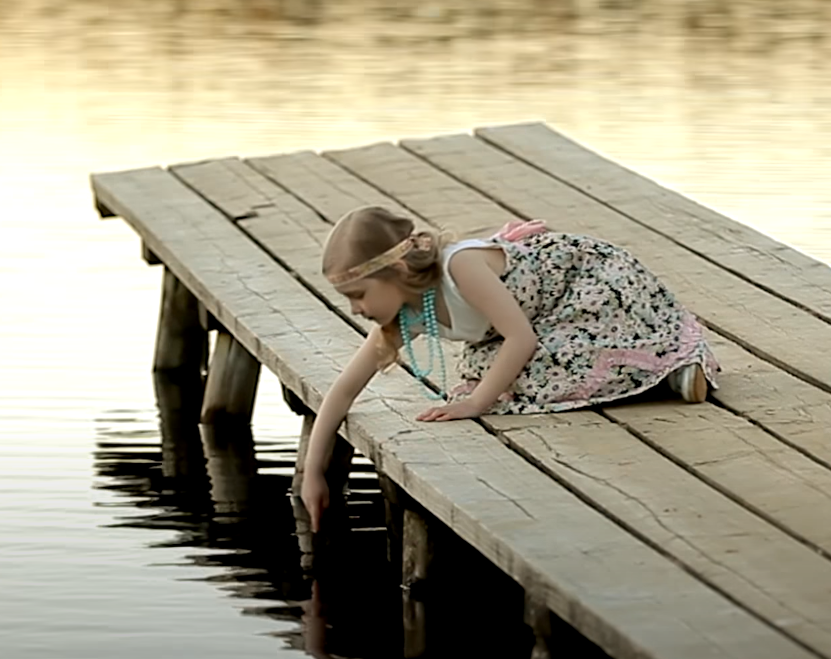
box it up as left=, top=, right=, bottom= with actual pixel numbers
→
left=322, top=206, right=446, bottom=369
left=322, top=206, right=443, bottom=295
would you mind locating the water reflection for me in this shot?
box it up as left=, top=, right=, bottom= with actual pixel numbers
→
left=93, top=374, right=595, bottom=658
left=3, top=1, right=830, bottom=657
left=93, top=412, right=403, bottom=657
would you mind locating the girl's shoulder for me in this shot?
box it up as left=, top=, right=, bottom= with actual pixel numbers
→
left=441, top=237, right=498, bottom=266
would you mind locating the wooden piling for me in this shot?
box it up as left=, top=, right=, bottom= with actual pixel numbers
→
left=402, top=505, right=433, bottom=658
left=201, top=330, right=260, bottom=424
left=154, top=267, right=207, bottom=376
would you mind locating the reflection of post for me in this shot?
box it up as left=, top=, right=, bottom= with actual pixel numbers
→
left=201, top=331, right=261, bottom=424
left=301, top=580, right=334, bottom=659
left=200, top=422, right=257, bottom=515
left=403, top=505, right=433, bottom=658
left=153, top=370, right=206, bottom=483
left=154, top=268, right=207, bottom=376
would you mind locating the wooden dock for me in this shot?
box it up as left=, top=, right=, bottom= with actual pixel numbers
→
left=92, top=122, right=831, bottom=659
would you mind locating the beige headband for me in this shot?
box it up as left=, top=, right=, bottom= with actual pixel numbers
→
left=326, top=237, right=414, bottom=286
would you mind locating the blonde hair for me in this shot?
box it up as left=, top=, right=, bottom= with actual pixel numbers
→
left=322, top=206, right=447, bottom=370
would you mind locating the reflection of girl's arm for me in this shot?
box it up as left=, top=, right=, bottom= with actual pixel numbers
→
left=302, top=580, right=333, bottom=659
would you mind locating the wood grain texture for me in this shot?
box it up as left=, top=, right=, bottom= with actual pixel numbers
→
left=327, top=139, right=831, bottom=513
left=174, top=156, right=831, bottom=654
left=325, top=141, right=517, bottom=237
left=476, top=122, right=831, bottom=323
left=172, top=156, right=460, bottom=391
left=322, top=142, right=831, bottom=652
left=400, top=133, right=831, bottom=396
left=91, top=166, right=814, bottom=659
left=327, top=139, right=831, bottom=471
left=487, top=410, right=831, bottom=653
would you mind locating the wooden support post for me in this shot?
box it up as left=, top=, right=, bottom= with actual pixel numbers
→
left=201, top=331, right=261, bottom=424
left=402, top=505, right=433, bottom=659
left=154, top=267, right=208, bottom=376
left=524, top=592, right=553, bottom=659
left=200, top=422, right=257, bottom=515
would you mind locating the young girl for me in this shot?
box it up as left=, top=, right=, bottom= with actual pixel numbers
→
left=301, top=206, right=719, bottom=530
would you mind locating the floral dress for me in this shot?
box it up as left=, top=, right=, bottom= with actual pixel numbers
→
left=447, top=228, right=720, bottom=415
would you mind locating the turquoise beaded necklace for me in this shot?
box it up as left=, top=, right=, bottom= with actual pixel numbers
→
left=398, top=288, right=447, bottom=400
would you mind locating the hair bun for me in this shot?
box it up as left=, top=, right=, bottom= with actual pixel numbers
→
left=412, top=232, right=434, bottom=251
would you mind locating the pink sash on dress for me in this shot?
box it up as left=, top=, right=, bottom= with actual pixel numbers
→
left=492, top=219, right=548, bottom=242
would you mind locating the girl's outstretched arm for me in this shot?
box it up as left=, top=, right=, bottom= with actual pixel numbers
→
left=302, top=324, right=396, bottom=530
left=418, top=248, right=538, bottom=421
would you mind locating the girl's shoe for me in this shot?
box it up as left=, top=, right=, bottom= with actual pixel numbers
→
left=667, top=364, right=708, bottom=403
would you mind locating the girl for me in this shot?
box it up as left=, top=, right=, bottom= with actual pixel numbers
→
left=302, top=206, right=719, bottom=530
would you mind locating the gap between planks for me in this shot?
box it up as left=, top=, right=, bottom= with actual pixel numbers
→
left=171, top=154, right=831, bottom=560
left=475, top=122, right=831, bottom=326
left=91, top=165, right=821, bottom=659
left=168, top=156, right=831, bottom=655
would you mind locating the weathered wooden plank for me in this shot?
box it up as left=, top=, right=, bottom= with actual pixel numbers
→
left=322, top=142, right=517, bottom=236
left=326, top=142, right=831, bottom=521
left=487, top=410, right=831, bottom=653
left=324, top=141, right=831, bottom=466
left=707, top=334, right=831, bottom=469
left=249, top=150, right=419, bottom=226
left=177, top=153, right=831, bottom=651
left=172, top=158, right=341, bottom=310
left=399, top=134, right=831, bottom=397
left=603, top=400, right=831, bottom=554
left=247, top=149, right=480, bottom=239
left=172, top=157, right=457, bottom=388
left=91, top=166, right=813, bottom=659
left=476, top=122, right=831, bottom=323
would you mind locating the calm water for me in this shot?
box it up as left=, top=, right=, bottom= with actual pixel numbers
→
left=1, top=1, right=830, bottom=657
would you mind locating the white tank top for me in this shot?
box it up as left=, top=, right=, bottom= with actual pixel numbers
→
left=438, top=239, right=502, bottom=342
